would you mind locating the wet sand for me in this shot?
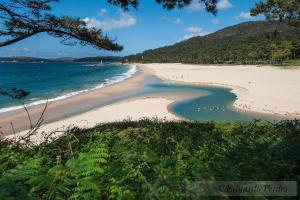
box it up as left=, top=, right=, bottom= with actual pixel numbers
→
left=6, top=97, right=179, bottom=143
left=0, top=66, right=151, bottom=136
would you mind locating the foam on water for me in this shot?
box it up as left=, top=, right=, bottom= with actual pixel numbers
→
left=0, top=65, right=137, bottom=114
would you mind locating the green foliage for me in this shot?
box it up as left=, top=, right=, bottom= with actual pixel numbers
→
left=0, top=119, right=299, bottom=199
left=282, top=58, right=300, bottom=66
left=124, top=21, right=300, bottom=65
left=270, top=40, right=294, bottom=63
left=250, top=0, right=300, bottom=24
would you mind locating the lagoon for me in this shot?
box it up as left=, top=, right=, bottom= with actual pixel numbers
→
left=0, top=62, right=276, bottom=133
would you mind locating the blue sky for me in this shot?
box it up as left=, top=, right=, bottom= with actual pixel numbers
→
left=0, top=0, right=264, bottom=58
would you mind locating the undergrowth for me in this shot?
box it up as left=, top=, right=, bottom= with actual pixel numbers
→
left=0, top=119, right=299, bottom=199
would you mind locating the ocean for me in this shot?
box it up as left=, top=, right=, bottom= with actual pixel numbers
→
left=0, top=62, right=275, bottom=121
left=0, top=62, right=136, bottom=113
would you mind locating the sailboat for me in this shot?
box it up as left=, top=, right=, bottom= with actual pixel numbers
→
left=84, top=59, right=104, bottom=67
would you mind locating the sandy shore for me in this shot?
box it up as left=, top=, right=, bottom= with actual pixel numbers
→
left=3, top=63, right=300, bottom=142
left=139, top=63, right=300, bottom=118
left=6, top=97, right=179, bottom=143
left=0, top=65, right=151, bottom=136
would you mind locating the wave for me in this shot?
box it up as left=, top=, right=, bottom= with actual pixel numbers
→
left=82, top=63, right=107, bottom=67
left=0, top=65, right=137, bottom=114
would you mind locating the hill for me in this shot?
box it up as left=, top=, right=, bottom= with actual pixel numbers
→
left=124, top=21, right=300, bottom=64
left=51, top=57, right=76, bottom=62
left=0, top=56, right=51, bottom=62
left=0, top=56, right=123, bottom=63
left=74, top=56, right=123, bottom=62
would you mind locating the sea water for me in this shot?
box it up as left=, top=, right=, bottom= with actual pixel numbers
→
left=0, top=62, right=136, bottom=113
left=0, top=63, right=275, bottom=121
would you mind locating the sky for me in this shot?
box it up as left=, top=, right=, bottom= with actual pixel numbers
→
left=0, top=0, right=264, bottom=58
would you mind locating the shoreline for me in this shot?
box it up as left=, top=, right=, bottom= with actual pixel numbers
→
left=0, top=64, right=137, bottom=114
left=2, top=62, right=300, bottom=141
left=6, top=96, right=179, bottom=143
left=0, top=65, right=151, bottom=136
left=138, top=63, right=300, bottom=119
left=160, top=77, right=284, bottom=121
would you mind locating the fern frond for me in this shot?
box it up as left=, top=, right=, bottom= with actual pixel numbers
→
left=5, top=158, right=43, bottom=182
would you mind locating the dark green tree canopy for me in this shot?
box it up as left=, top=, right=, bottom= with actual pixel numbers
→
left=251, top=0, right=300, bottom=24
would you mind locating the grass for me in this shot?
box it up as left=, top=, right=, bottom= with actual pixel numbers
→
left=282, top=59, right=300, bottom=67
left=0, top=119, right=299, bottom=199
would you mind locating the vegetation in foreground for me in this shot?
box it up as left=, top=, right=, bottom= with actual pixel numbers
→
left=282, top=59, right=300, bottom=66
left=0, top=119, right=299, bottom=199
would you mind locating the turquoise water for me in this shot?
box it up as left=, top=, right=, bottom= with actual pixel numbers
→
left=79, top=77, right=274, bottom=121
left=0, top=63, right=275, bottom=121
left=0, top=62, right=136, bottom=113
left=134, top=78, right=273, bottom=121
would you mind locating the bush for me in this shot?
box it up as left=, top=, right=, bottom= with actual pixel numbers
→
left=0, top=119, right=299, bottom=199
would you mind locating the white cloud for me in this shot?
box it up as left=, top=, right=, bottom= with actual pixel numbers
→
left=4, top=47, right=30, bottom=52
left=217, top=0, right=233, bottom=10
left=185, top=26, right=204, bottom=33
left=187, top=0, right=205, bottom=12
left=83, top=12, right=137, bottom=31
left=179, top=26, right=211, bottom=41
left=187, top=0, right=232, bottom=12
left=211, top=19, right=220, bottom=25
left=237, top=11, right=253, bottom=19
left=56, top=52, right=70, bottom=57
left=161, top=17, right=182, bottom=24
left=97, top=8, right=108, bottom=16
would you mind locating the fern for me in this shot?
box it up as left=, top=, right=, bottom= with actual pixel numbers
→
left=0, top=158, right=43, bottom=199
left=66, top=144, right=108, bottom=176
left=0, top=120, right=299, bottom=199
left=46, top=143, right=109, bottom=199
left=5, top=158, right=43, bottom=182
left=0, top=177, right=34, bottom=200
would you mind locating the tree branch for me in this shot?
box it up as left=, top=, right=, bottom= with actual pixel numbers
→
left=0, top=30, right=41, bottom=47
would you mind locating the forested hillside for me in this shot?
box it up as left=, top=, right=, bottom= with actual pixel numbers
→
left=124, top=21, right=300, bottom=64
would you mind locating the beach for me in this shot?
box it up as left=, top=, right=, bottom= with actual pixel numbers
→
left=2, top=63, right=300, bottom=142
left=140, top=63, right=300, bottom=118
left=0, top=65, right=150, bottom=136
left=6, top=97, right=179, bottom=142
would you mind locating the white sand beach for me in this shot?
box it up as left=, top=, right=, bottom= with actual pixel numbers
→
left=4, top=63, right=300, bottom=143
left=6, top=97, right=179, bottom=143
left=140, top=63, right=300, bottom=118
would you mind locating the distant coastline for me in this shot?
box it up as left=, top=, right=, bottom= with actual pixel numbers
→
left=0, top=64, right=148, bottom=135
left=0, top=56, right=123, bottom=63
left=0, top=64, right=137, bottom=114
